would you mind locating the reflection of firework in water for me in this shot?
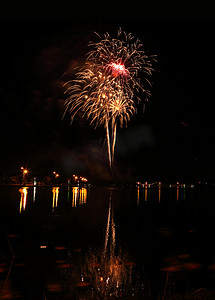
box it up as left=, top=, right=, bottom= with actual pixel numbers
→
left=56, top=193, right=147, bottom=298
left=83, top=247, right=135, bottom=298
left=82, top=196, right=136, bottom=298
left=64, top=28, right=156, bottom=170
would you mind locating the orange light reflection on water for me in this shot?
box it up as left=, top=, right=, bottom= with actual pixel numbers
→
left=19, top=187, right=28, bottom=213
left=52, top=187, right=59, bottom=211
left=137, top=187, right=140, bottom=205
left=79, top=188, right=87, bottom=205
left=72, top=187, right=87, bottom=207
left=158, top=187, right=161, bottom=203
left=177, top=186, right=179, bottom=202
left=144, top=187, right=147, bottom=202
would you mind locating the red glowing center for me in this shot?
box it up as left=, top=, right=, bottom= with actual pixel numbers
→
left=109, top=62, right=128, bottom=76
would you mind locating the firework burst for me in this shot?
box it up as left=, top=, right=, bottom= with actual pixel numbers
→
left=64, top=28, right=156, bottom=171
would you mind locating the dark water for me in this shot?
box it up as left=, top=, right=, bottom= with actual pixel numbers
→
left=0, top=185, right=215, bottom=299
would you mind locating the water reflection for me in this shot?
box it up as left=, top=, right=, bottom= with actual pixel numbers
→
left=81, top=192, right=136, bottom=298
left=18, top=186, right=88, bottom=213
left=5, top=185, right=215, bottom=298
left=56, top=191, right=137, bottom=298
left=176, top=186, right=179, bottom=202
left=33, top=186, right=36, bottom=203
left=67, top=186, right=70, bottom=202
left=137, top=187, right=140, bottom=205
left=145, top=186, right=148, bottom=201
left=158, top=186, right=161, bottom=202
left=136, top=184, right=198, bottom=205
left=52, top=187, right=59, bottom=211
left=19, top=187, right=28, bottom=213
left=72, top=187, right=78, bottom=207
left=72, top=187, right=87, bottom=207
left=104, top=193, right=115, bottom=257
left=183, top=186, right=186, bottom=202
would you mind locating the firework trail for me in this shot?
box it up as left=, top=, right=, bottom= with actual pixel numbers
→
left=64, top=28, right=155, bottom=171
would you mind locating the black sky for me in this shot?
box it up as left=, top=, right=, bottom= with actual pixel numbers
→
left=0, top=16, right=215, bottom=183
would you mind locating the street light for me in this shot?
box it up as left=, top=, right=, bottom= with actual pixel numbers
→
left=53, top=171, right=59, bottom=179
left=21, top=167, right=28, bottom=184
left=21, top=167, right=28, bottom=177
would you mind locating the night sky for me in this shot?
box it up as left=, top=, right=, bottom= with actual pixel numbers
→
left=1, top=16, right=215, bottom=183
